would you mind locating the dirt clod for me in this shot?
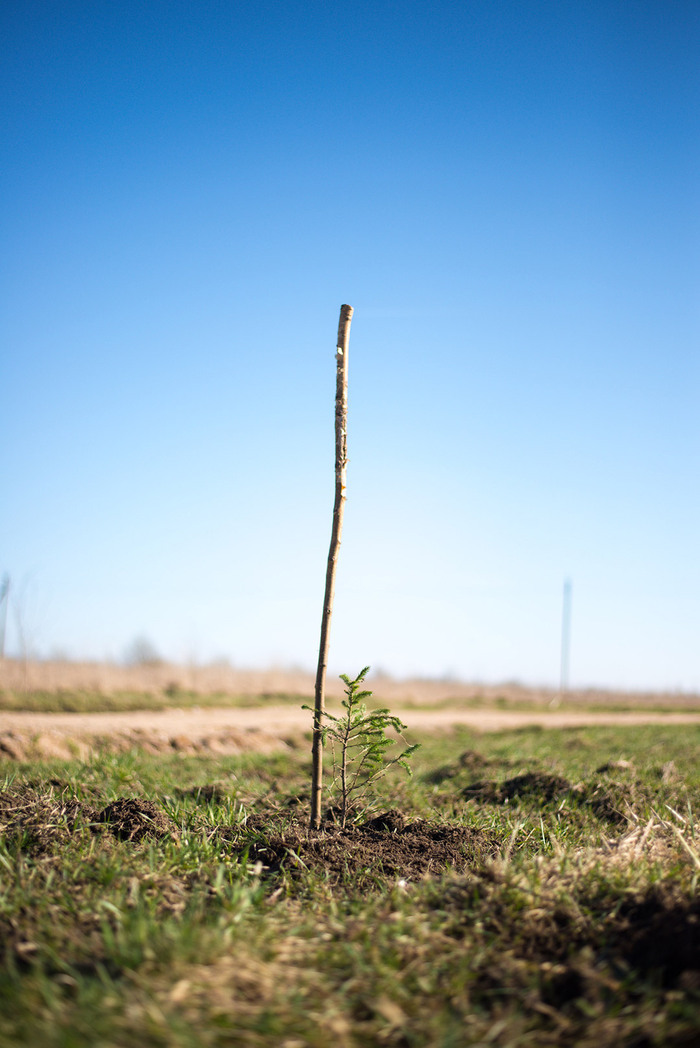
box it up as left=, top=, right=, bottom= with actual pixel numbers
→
left=361, top=809, right=406, bottom=832
left=596, top=759, right=634, bottom=773
left=463, top=771, right=572, bottom=803
left=96, top=799, right=178, bottom=842
left=424, top=748, right=495, bottom=784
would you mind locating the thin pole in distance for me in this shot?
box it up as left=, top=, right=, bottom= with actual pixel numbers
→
left=310, top=304, right=353, bottom=830
left=560, top=577, right=573, bottom=695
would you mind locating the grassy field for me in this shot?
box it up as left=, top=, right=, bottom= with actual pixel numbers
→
left=1, top=722, right=699, bottom=1047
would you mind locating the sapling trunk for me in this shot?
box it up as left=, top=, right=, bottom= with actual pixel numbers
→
left=310, top=304, right=353, bottom=830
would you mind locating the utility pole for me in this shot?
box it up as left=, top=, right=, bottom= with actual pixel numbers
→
left=560, top=577, right=572, bottom=696
left=0, top=573, right=9, bottom=658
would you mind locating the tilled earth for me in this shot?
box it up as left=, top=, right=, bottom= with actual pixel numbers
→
left=237, top=808, right=502, bottom=885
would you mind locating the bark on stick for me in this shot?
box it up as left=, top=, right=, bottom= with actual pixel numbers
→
left=310, top=304, right=353, bottom=829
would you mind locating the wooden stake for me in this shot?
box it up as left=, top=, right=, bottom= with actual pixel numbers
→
left=310, top=304, right=353, bottom=830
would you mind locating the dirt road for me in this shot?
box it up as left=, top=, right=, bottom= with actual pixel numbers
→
left=5, top=705, right=700, bottom=738
left=2, top=704, right=700, bottom=762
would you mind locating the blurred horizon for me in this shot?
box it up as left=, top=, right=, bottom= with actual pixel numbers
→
left=1, top=1, right=698, bottom=692
left=2, top=652, right=699, bottom=702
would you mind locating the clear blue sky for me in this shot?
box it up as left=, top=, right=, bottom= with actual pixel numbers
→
left=1, top=0, right=698, bottom=690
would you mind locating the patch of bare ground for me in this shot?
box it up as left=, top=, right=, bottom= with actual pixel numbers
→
left=0, top=781, right=500, bottom=887
left=424, top=745, right=671, bottom=829
left=95, top=798, right=178, bottom=842
left=425, top=746, right=506, bottom=783
left=0, top=782, right=98, bottom=855
left=233, top=809, right=503, bottom=887
left=461, top=771, right=633, bottom=824
left=434, top=835, right=700, bottom=1022
left=0, top=783, right=179, bottom=854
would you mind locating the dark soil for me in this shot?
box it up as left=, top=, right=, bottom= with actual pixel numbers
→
left=462, top=770, right=631, bottom=824
left=463, top=770, right=572, bottom=802
left=437, top=873, right=700, bottom=1017
left=424, top=748, right=499, bottom=783
left=0, top=782, right=100, bottom=854
left=96, top=798, right=178, bottom=841
left=0, top=784, right=500, bottom=886
left=614, top=887, right=700, bottom=984
left=523, top=884, right=700, bottom=984
left=235, top=808, right=502, bottom=887
left=0, top=784, right=178, bottom=851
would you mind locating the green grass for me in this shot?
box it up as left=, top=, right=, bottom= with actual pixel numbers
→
left=1, top=725, right=699, bottom=1046
left=0, top=688, right=310, bottom=713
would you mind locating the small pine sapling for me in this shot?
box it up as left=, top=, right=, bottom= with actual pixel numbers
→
left=305, top=666, right=419, bottom=828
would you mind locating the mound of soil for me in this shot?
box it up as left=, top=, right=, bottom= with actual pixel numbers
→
left=0, top=784, right=178, bottom=852
left=424, top=748, right=498, bottom=784
left=595, top=759, right=634, bottom=774
left=96, top=798, right=178, bottom=842
left=237, top=810, right=502, bottom=886
left=582, top=782, right=633, bottom=824
left=1, top=783, right=494, bottom=884
left=0, top=782, right=98, bottom=854
left=615, top=886, right=700, bottom=983
left=462, top=771, right=630, bottom=824
left=463, top=771, right=572, bottom=803
left=438, top=872, right=700, bottom=1014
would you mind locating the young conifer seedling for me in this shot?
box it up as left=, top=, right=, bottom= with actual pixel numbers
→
left=305, top=667, right=419, bottom=828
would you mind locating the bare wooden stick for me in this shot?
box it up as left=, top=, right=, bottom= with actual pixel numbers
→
left=310, top=304, right=353, bottom=830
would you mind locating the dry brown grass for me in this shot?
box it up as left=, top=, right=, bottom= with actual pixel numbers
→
left=1, top=658, right=697, bottom=708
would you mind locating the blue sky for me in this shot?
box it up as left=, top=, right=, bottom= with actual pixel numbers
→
left=1, top=0, right=698, bottom=690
